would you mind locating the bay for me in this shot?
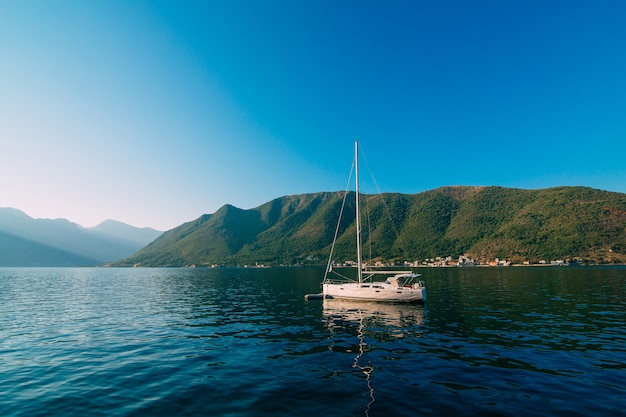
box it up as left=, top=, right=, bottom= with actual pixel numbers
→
left=0, top=266, right=624, bottom=416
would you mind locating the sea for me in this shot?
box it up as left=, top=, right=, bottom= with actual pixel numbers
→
left=0, top=266, right=624, bottom=417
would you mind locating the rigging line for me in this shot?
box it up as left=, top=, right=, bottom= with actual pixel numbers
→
left=365, top=193, right=373, bottom=268
left=323, top=157, right=355, bottom=283
left=359, top=145, right=411, bottom=261
left=327, top=270, right=356, bottom=282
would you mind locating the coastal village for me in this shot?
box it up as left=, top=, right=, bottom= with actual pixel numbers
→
left=364, top=255, right=573, bottom=268
left=238, top=255, right=577, bottom=269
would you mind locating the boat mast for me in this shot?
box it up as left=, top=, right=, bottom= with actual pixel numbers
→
left=355, top=141, right=363, bottom=283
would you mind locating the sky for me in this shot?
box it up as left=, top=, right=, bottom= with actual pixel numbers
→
left=1, top=1, right=625, bottom=230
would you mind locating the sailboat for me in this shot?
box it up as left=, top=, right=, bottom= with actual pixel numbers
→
left=317, top=141, right=426, bottom=303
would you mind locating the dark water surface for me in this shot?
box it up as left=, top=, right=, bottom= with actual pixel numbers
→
left=1, top=266, right=624, bottom=416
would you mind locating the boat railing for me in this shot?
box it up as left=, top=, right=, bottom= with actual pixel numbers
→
left=323, top=269, right=358, bottom=284
left=325, top=264, right=421, bottom=283
left=323, top=276, right=357, bottom=285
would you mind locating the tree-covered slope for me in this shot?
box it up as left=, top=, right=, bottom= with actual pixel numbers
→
left=116, top=186, right=626, bottom=267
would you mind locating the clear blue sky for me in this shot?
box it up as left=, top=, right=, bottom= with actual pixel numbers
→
left=1, top=1, right=625, bottom=230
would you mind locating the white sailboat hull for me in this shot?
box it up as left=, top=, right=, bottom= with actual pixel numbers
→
left=323, top=282, right=426, bottom=303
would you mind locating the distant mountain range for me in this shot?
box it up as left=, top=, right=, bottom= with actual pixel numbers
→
left=0, top=208, right=163, bottom=266
left=115, top=186, right=626, bottom=267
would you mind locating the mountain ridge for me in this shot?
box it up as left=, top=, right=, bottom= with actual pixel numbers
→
left=116, top=186, right=626, bottom=267
left=0, top=209, right=163, bottom=266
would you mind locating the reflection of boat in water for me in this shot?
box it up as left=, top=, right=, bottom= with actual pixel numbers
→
left=322, top=299, right=425, bottom=328
left=322, top=299, right=425, bottom=416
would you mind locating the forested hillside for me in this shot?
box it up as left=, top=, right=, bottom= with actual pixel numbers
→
left=116, top=186, right=626, bottom=267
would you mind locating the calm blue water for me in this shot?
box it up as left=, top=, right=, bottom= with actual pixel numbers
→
left=0, top=266, right=624, bottom=417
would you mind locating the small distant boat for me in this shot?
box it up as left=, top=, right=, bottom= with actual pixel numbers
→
left=313, top=141, right=426, bottom=303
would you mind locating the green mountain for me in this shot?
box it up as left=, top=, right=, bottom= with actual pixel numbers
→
left=116, top=186, right=626, bottom=267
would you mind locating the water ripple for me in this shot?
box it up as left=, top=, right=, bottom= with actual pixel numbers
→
left=0, top=266, right=624, bottom=416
